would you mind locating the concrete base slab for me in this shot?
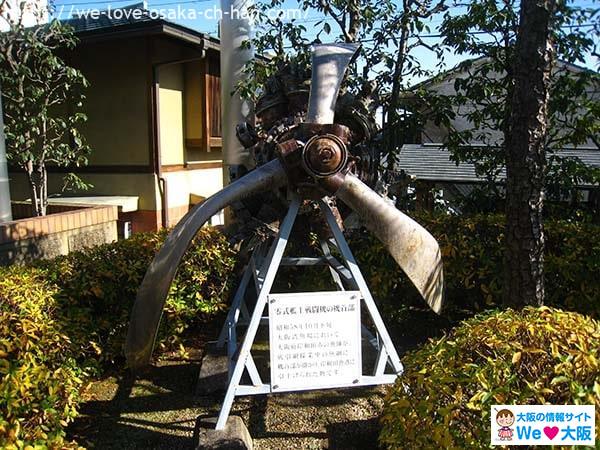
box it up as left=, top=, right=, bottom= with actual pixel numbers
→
left=196, top=342, right=229, bottom=395
left=195, top=416, right=253, bottom=450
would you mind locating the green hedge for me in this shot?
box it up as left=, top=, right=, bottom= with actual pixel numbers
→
left=1, top=212, right=598, bottom=448
left=0, top=267, right=83, bottom=449
left=39, top=227, right=236, bottom=366
left=0, top=227, right=235, bottom=448
left=350, top=213, right=600, bottom=319
left=379, top=307, right=600, bottom=449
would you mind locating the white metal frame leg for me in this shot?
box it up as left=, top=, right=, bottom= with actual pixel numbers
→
left=318, top=200, right=404, bottom=376
left=213, top=197, right=404, bottom=430
left=216, top=266, right=253, bottom=348
left=215, top=198, right=301, bottom=430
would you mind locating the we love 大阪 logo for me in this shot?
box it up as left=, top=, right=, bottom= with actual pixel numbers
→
left=490, top=405, right=595, bottom=446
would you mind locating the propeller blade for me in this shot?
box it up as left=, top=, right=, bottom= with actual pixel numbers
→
left=126, top=159, right=287, bottom=369
left=336, top=173, right=444, bottom=313
left=306, top=43, right=360, bottom=124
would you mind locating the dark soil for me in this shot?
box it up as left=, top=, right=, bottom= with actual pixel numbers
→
left=67, top=306, right=450, bottom=449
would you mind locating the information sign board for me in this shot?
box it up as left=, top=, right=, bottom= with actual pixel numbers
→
left=268, top=291, right=362, bottom=392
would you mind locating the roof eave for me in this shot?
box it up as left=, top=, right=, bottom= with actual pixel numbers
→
left=74, top=20, right=218, bottom=50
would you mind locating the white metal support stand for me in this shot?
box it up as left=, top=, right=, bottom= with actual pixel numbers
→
left=214, top=197, right=403, bottom=430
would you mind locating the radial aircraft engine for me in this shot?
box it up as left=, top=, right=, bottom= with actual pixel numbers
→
left=125, top=43, right=444, bottom=370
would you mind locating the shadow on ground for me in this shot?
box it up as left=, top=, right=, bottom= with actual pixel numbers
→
left=68, top=358, right=385, bottom=449
left=68, top=361, right=216, bottom=449
left=67, top=306, right=450, bottom=449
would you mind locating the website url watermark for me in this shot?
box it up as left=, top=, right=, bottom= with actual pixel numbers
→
left=55, top=4, right=309, bottom=22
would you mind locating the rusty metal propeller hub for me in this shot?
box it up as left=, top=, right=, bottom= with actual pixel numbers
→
left=275, top=123, right=353, bottom=198
left=302, top=133, right=347, bottom=178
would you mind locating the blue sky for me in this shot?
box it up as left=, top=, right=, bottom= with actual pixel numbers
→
left=51, top=0, right=599, bottom=83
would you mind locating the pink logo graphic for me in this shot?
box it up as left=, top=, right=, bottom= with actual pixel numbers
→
left=543, top=426, right=559, bottom=440
left=496, top=409, right=515, bottom=441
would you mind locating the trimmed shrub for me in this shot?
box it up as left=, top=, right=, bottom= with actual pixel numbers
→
left=545, top=219, right=600, bottom=314
left=1, top=227, right=235, bottom=448
left=38, top=227, right=236, bottom=365
left=0, top=267, right=83, bottom=449
left=165, top=227, right=238, bottom=336
left=379, top=307, right=600, bottom=449
left=350, top=214, right=600, bottom=318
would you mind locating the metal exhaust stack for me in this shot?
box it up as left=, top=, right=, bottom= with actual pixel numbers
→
left=0, top=91, right=12, bottom=223
left=220, top=0, right=254, bottom=170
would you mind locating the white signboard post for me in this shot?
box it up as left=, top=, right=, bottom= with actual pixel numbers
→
left=268, top=291, right=362, bottom=392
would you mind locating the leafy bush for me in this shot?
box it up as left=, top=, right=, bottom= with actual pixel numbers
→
left=1, top=227, right=235, bottom=448
left=545, top=219, right=600, bottom=314
left=379, top=307, right=600, bottom=449
left=165, top=227, right=237, bottom=334
left=0, top=267, right=83, bottom=449
left=39, top=227, right=236, bottom=365
left=350, top=213, right=600, bottom=318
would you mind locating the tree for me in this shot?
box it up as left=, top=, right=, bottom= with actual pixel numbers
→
left=374, top=0, right=447, bottom=171
left=439, top=0, right=599, bottom=213
left=438, top=0, right=598, bottom=305
left=504, top=0, right=555, bottom=307
left=0, top=10, right=90, bottom=217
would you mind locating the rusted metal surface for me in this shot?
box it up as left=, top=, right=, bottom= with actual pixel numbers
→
left=302, top=134, right=348, bottom=177
left=126, top=42, right=445, bottom=371
left=125, top=160, right=287, bottom=370
left=336, top=174, right=444, bottom=313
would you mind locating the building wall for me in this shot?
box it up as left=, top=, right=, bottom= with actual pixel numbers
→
left=158, top=63, right=186, bottom=166
left=7, top=37, right=158, bottom=210
left=7, top=34, right=226, bottom=232
left=72, top=38, right=152, bottom=166
left=154, top=44, right=225, bottom=228
left=8, top=171, right=158, bottom=211
left=184, top=60, right=204, bottom=142
left=0, top=204, right=118, bottom=265
left=421, top=59, right=600, bottom=149
left=421, top=62, right=504, bottom=145
left=163, top=165, right=224, bottom=226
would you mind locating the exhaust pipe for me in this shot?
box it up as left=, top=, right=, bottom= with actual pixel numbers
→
left=220, top=0, right=255, bottom=169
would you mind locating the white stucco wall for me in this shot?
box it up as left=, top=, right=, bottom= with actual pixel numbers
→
left=163, top=167, right=223, bottom=208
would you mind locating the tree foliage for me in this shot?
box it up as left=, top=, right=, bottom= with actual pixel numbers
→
left=237, top=0, right=449, bottom=169
left=438, top=0, right=600, bottom=205
left=0, top=11, right=90, bottom=217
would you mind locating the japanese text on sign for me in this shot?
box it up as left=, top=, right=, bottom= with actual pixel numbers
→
left=268, top=291, right=362, bottom=392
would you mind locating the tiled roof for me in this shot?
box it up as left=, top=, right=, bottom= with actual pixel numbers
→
left=398, top=144, right=600, bottom=185
left=63, top=3, right=158, bottom=33
left=61, top=1, right=220, bottom=49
